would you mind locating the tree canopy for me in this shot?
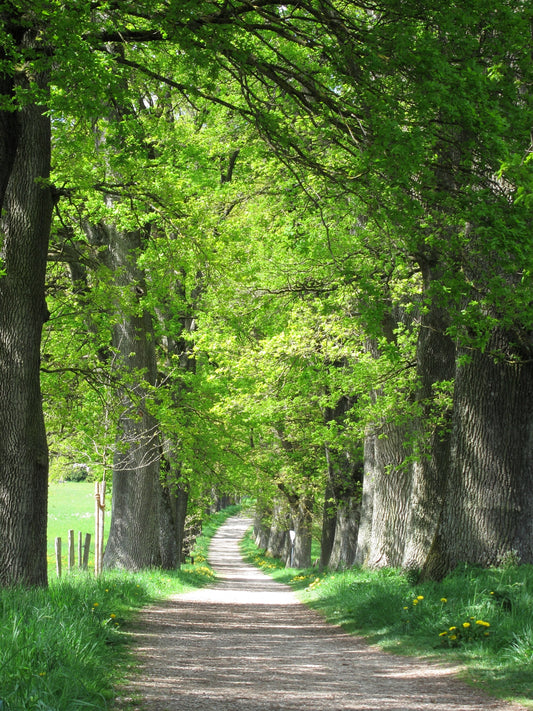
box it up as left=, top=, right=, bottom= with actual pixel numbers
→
left=0, top=0, right=532, bottom=585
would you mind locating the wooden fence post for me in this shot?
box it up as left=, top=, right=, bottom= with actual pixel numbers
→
left=55, top=537, right=62, bottom=578
left=68, top=529, right=75, bottom=571
left=95, top=481, right=106, bottom=576
left=83, top=533, right=91, bottom=570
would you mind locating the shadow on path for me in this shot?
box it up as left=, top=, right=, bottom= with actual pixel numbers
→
left=118, top=516, right=526, bottom=711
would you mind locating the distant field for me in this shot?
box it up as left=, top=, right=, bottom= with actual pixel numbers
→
left=48, top=481, right=109, bottom=577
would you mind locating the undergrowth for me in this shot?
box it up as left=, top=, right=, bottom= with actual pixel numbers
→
left=240, top=529, right=533, bottom=708
left=0, top=504, right=241, bottom=711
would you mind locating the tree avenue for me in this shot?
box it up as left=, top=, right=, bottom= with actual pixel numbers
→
left=0, top=1, right=531, bottom=586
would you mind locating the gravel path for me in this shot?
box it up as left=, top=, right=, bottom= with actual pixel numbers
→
left=116, top=515, right=527, bottom=711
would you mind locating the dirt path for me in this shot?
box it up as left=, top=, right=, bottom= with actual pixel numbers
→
left=116, top=515, right=527, bottom=711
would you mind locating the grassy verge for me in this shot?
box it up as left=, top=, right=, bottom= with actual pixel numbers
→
left=241, top=530, right=533, bottom=709
left=0, top=504, right=241, bottom=711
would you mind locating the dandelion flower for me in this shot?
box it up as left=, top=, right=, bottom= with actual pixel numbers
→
left=110, top=613, right=116, bottom=619
left=403, top=606, right=409, bottom=610
left=440, top=597, right=447, bottom=603
left=416, top=595, right=424, bottom=600
left=412, top=599, right=419, bottom=605
left=475, top=620, right=490, bottom=627
left=92, top=602, right=99, bottom=607
left=449, top=626, right=457, bottom=631
left=439, top=631, right=448, bottom=637
left=450, top=635, right=457, bottom=641
left=463, top=622, right=471, bottom=628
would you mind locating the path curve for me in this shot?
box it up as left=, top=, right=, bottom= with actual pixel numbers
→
left=117, top=515, right=526, bottom=711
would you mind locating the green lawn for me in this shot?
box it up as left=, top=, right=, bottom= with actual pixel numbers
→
left=48, top=481, right=107, bottom=576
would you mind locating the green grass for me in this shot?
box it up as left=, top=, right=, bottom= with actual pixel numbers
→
left=48, top=481, right=103, bottom=575
left=0, top=496, right=241, bottom=711
left=241, top=530, right=533, bottom=708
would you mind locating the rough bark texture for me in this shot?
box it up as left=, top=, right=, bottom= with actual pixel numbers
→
left=288, top=497, right=313, bottom=569
left=266, top=499, right=290, bottom=560
left=0, top=28, right=52, bottom=586
left=329, top=496, right=360, bottom=570
left=402, top=269, right=456, bottom=578
left=98, top=223, right=162, bottom=570
left=355, top=422, right=412, bottom=567
left=441, top=334, right=533, bottom=570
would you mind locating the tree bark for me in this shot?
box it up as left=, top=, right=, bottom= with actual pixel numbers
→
left=95, top=222, right=162, bottom=570
left=440, top=332, right=533, bottom=571
left=0, top=27, right=52, bottom=586
left=355, top=421, right=412, bottom=567
left=328, top=496, right=360, bottom=570
left=402, top=263, right=456, bottom=578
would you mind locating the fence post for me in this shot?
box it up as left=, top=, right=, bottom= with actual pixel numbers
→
left=55, top=537, right=62, bottom=578
left=68, top=529, right=75, bottom=571
left=83, top=533, right=91, bottom=570
left=78, top=531, right=82, bottom=568
left=95, top=481, right=106, bottom=576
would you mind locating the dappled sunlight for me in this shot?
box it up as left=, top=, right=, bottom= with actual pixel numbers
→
left=121, top=517, right=520, bottom=711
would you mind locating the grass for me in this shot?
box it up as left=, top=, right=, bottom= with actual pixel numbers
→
left=241, top=530, right=533, bottom=709
left=0, top=496, right=241, bottom=711
left=48, top=481, right=104, bottom=576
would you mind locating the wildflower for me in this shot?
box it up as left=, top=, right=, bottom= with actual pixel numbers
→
left=416, top=595, right=424, bottom=600
left=110, top=613, right=116, bottom=619
left=475, top=620, right=490, bottom=627
left=92, top=602, right=99, bottom=607
left=412, top=599, right=419, bottom=605
left=450, top=635, right=457, bottom=640
left=463, top=622, right=471, bottom=628
left=449, top=626, right=457, bottom=631
left=440, top=597, right=447, bottom=603
left=439, top=631, right=448, bottom=637
left=403, top=606, right=409, bottom=610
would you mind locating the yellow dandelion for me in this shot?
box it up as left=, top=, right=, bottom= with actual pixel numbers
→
left=92, top=602, right=99, bottom=607
left=412, top=599, right=419, bottom=605
left=450, top=634, right=457, bottom=640
left=449, top=626, right=457, bottom=631
left=475, top=620, right=490, bottom=627
left=439, top=631, right=448, bottom=637
left=110, top=613, right=116, bottom=619
left=403, top=606, right=409, bottom=610
left=463, top=622, right=471, bottom=628
left=416, top=595, right=424, bottom=600
left=440, top=597, right=447, bottom=603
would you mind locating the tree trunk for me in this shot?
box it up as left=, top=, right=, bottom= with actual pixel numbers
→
left=320, top=476, right=337, bottom=569
left=355, top=421, right=412, bottom=567
left=440, top=333, right=533, bottom=571
left=266, top=499, right=290, bottom=559
left=288, top=498, right=313, bottom=569
left=98, top=222, right=162, bottom=570
left=402, top=266, right=456, bottom=578
left=329, top=497, right=360, bottom=570
left=254, top=500, right=271, bottom=549
left=0, top=34, right=52, bottom=586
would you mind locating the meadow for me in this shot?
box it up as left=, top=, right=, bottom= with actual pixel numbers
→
left=47, top=481, right=101, bottom=575
left=0, top=490, right=241, bottom=711
left=241, top=531, right=533, bottom=709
